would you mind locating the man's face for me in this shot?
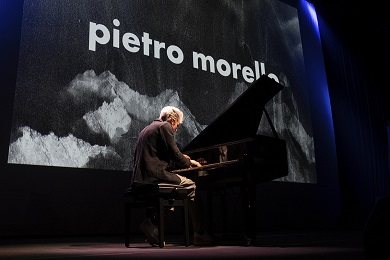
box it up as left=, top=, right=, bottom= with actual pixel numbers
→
left=171, top=120, right=181, bottom=132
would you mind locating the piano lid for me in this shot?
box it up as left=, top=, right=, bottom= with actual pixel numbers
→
left=183, top=76, right=284, bottom=152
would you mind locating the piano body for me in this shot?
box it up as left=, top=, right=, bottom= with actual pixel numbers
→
left=173, top=76, right=288, bottom=245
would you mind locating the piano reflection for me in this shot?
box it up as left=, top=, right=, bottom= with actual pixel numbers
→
left=172, top=76, right=288, bottom=246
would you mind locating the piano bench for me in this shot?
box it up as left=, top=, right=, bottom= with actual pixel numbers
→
left=124, top=183, right=190, bottom=248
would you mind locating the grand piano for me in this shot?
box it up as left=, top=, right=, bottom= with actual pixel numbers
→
left=172, top=76, right=288, bottom=245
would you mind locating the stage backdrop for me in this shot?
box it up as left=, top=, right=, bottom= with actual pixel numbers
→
left=7, top=0, right=316, bottom=183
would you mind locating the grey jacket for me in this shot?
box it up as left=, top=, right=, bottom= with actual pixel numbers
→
left=131, top=118, right=190, bottom=186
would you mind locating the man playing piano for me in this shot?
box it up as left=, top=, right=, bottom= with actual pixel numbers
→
left=131, top=106, right=212, bottom=246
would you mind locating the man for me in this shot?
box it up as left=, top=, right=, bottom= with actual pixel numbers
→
left=131, top=106, right=211, bottom=246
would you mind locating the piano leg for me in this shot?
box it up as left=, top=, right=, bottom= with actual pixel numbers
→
left=241, top=164, right=257, bottom=246
left=205, top=189, right=227, bottom=240
left=206, top=190, right=214, bottom=236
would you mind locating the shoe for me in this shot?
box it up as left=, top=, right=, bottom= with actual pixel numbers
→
left=140, top=218, right=159, bottom=246
left=193, top=232, right=213, bottom=246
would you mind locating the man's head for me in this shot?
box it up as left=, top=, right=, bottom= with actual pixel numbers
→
left=159, top=106, right=184, bottom=132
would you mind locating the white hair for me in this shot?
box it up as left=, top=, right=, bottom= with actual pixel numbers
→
left=159, top=106, right=184, bottom=124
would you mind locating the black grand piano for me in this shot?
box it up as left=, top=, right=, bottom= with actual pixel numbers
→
left=172, top=76, right=288, bottom=245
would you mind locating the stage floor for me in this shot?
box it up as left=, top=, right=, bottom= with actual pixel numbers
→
left=0, top=230, right=367, bottom=259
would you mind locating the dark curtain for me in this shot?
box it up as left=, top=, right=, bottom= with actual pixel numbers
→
left=316, top=3, right=390, bottom=228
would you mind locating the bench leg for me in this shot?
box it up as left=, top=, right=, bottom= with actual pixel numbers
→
left=184, top=199, right=190, bottom=246
left=124, top=202, right=131, bottom=247
left=158, top=198, right=165, bottom=248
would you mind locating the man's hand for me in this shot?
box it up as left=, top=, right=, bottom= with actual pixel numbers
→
left=190, top=159, right=202, bottom=168
left=184, top=153, right=202, bottom=168
left=196, top=157, right=207, bottom=164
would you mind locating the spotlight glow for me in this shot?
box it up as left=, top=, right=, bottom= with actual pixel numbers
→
left=305, top=1, right=320, bottom=40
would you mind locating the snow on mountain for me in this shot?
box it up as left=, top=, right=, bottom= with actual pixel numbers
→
left=8, top=70, right=205, bottom=171
left=8, top=126, right=121, bottom=169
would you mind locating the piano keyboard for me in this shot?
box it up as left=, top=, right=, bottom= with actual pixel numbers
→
left=171, top=159, right=240, bottom=173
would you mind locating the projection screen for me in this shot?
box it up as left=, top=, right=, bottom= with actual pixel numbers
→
left=7, top=0, right=317, bottom=183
